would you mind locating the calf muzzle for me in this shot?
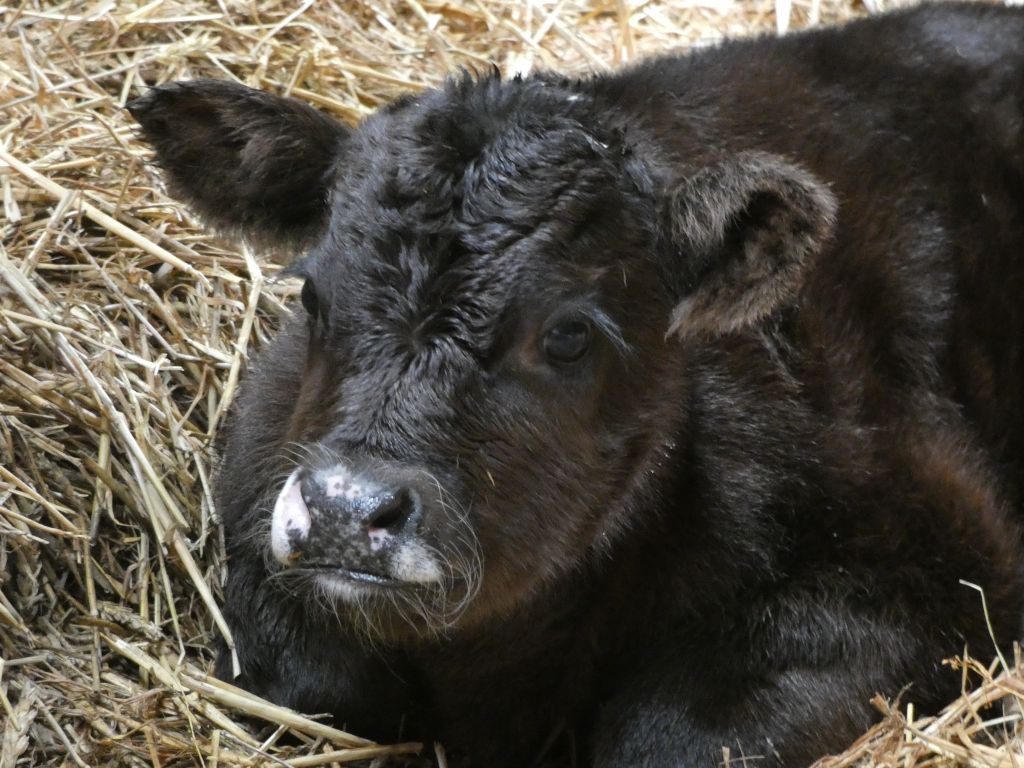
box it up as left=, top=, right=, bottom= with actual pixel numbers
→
left=270, top=464, right=432, bottom=587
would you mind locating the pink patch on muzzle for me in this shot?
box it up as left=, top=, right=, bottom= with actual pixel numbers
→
left=270, top=471, right=311, bottom=565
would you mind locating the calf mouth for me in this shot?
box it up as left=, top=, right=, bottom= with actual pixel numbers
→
left=296, top=563, right=411, bottom=590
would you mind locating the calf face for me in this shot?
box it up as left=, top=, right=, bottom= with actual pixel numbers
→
left=131, top=76, right=836, bottom=641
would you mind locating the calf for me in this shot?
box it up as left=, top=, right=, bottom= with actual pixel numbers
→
left=129, top=3, right=1024, bottom=766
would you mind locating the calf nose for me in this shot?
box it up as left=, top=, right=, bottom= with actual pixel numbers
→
left=305, top=467, right=421, bottom=539
left=270, top=466, right=424, bottom=566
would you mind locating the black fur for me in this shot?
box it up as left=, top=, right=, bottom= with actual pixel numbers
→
left=130, top=4, right=1024, bottom=767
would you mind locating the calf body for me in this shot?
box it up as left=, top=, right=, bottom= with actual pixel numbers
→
left=130, top=4, right=1024, bottom=767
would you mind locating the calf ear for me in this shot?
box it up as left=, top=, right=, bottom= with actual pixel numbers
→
left=663, top=153, right=837, bottom=337
left=128, top=79, right=349, bottom=251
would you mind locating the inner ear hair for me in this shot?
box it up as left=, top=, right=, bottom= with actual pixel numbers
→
left=665, top=152, right=838, bottom=338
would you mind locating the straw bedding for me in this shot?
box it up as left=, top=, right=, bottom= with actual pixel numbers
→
left=0, top=1, right=1021, bottom=766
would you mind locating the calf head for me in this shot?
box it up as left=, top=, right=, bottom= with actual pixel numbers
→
left=130, top=76, right=836, bottom=641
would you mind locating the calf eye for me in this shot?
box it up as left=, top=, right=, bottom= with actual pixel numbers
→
left=300, top=278, right=320, bottom=318
left=542, top=320, right=592, bottom=364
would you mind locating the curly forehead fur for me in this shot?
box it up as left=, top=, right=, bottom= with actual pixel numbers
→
left=293, top=72, right=657, bottom=366
left=330, top=72, right=650, bottom=240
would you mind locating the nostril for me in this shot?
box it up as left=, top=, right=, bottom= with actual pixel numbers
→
left=366, top=490, right=415, bottom=534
